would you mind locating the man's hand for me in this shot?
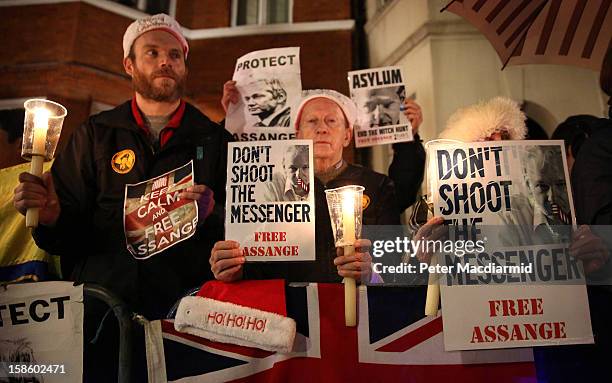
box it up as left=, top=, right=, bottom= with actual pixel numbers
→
left=221, top=80, right=240, bottom=114
left=335, top=238, right=373, bottom=282
left=210, top=240, right=245, bottom=282
left=180, top=184, right=214, bottom=224
left=13, top=172, right=60, bottom=226
left=402, top=99, right=423, bottom=136
left=570, top=225, right=610, bottom=274
left=414, top=216, right=446, bottom=264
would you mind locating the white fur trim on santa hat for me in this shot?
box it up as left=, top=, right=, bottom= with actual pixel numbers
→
left=174, top=296, right=296, bottom=354
left=439, top=97, right=527, bottom=142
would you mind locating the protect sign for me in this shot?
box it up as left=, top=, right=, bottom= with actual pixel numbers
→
left=226, top=47, right=302, bottom=142
left=0, top=282, right=83, bottom=383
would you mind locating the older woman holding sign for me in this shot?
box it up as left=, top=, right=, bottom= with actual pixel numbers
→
left=211, top=85, right=404, bottom=287
left=412, top=96, right=528, bottom=315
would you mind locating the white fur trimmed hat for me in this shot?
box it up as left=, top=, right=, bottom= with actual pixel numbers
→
left=174, top=279, right=296, bottom=353
left=439, top=96, right=527, bottom=142
left=123, top=13, right=189, bottom=59
left=295, top=89, right=358, bottom=131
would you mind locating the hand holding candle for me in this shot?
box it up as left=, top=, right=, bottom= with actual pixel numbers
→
left=341, top=188, right=357, bottom=326
left=21, top=99, right=67, bottom=228
left=414, top=216, right=446, bottom=316
left=325, top=185, right=365, bottom=327
left=421, top=140, right=459, bottom=316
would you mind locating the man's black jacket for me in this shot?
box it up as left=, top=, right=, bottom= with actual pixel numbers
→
left=34, top=100, right=232, bottom=318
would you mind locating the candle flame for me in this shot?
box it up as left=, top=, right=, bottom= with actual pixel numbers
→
left=32, top=107, right=50, bottom=155
left=341, top=189, right=355, bottom=214
left=342, top=189, right=356, bottom=244
left=34, top=107, right=51, bottom=128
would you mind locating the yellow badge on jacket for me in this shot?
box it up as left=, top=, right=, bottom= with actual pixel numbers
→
left=362, top=195, right=371, bottom=210
left=111, top=149, right=136, bottom=174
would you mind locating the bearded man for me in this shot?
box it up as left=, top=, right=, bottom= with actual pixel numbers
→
left=13, top=14, right=231, bottom=381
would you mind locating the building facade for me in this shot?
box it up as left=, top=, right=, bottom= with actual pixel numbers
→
left=0, top=0, right=360, bottom=166
left=364, top=0, right=607, bottom=175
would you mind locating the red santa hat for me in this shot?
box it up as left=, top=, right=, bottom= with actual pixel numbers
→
left=174, top=279, right=296, bottom=353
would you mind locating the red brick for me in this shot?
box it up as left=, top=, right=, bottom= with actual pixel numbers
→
left=293, top=0, right=352, bottom=22
left=175, top=0, right=231, bottom=29
left=1, top=2, right=355, bottom=160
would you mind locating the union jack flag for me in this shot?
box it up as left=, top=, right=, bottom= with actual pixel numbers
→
left=123, top=162, right=196, bottom=259
left=151, top=284, right=536, bottom=382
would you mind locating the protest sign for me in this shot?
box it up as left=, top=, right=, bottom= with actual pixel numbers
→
left=226, top=47, right=302, bottom=142
left=0, top=282, right=83, bottom=382
left=426, top=140, right=593, bottom=351
left=225, top=140, right=315, bottom=261
left=124, top=161, right=197, bottom=259
left=348, top=66, right=413, bottom=147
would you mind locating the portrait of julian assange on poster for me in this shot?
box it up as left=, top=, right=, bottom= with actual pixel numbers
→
left=426, top=140, right=593, bottom=351
left=225, top=140, right=315, bottom=262
left=348, top=66, right=413, bottom=148
left=226, top=47, right=302, bottom=142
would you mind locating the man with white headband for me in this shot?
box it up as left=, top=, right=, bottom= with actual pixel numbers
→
left=211, top=86, right=405, bottom=283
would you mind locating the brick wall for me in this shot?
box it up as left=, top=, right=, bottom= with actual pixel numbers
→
left=293, top=0, right=352, bottom=22
left=175, top=0, right=231, bottom=29
left=1, top=1, right=355, bottom=160
left=1, top=4, right=80, bottom=66
left=187, top=30, right=353, bottom=114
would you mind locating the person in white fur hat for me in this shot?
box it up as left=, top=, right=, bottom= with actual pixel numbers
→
left=211, top=87, right=409, bottom=283
left=439, top=96, right=527, bottom=142
left=416, top=96, right=604, bottom=273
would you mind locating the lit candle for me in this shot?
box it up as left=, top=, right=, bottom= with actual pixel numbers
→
left=341, top=189, right=357, bottom=327
left=342, top=189, right=356, bottom=245
left=32, top=107, right=50, bottom=155
left=26, top=107, right=50, bottom=228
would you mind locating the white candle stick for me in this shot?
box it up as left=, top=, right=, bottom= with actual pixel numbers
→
left=342, top=190, right=357, bottom=326
left=344, top=245, right=357, bottom=326
left=26, top=107, right=50, bottom=228
left=425, top=253, right=440, bottom=316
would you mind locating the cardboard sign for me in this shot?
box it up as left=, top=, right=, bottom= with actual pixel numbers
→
left=426, top=140, right=593, bottom=350
left=124, top=161, right=198, bottom=259
left=225, top=140, right=315, bottom=261
left=348, top=66, right=413, bottom=147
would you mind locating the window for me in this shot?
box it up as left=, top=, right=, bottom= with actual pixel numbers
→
left=113, top=0, right=172, bottom=15
left=232, top=0, right=292, bottom=26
